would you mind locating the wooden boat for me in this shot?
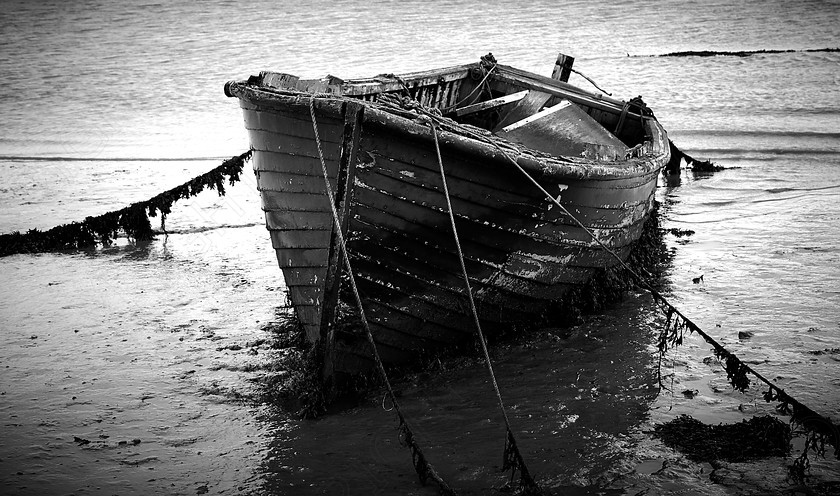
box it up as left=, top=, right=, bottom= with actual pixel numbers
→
left=224, top=53, right=670, bottom=379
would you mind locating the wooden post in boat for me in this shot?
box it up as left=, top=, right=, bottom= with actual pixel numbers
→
left=320, top=101, right=364, bottom=382
left=551, top=52, right=575, bottom=82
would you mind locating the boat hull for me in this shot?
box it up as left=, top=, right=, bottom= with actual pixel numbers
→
left=228, top=62, right=669, bottom=375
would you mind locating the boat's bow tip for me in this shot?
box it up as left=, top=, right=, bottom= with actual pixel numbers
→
left=224, top=81, right=235, bottom=98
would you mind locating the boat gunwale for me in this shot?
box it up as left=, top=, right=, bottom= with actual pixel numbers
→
left=331, top=63, right=475, bottom=96
left=227, top=81, right=670, bottom=183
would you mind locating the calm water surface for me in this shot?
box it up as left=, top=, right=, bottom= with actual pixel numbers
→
left=1, top=0, right=839, bottom=494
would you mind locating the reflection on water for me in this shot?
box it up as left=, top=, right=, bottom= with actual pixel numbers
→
left=260, top=293, right=663, bottom=495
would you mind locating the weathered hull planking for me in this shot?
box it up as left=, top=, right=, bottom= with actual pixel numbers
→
left=225, top=55, right=670, bottom=377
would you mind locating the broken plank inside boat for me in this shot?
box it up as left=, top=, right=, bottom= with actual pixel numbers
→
left=224, top=52, right=670, bottom=382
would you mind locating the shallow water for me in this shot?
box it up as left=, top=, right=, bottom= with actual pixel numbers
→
left=2, top=0, right=840, bottom=494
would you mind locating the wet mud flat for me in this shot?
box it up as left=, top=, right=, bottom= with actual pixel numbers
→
left=258, top=291, right=662, bottom=495
left=252, top=202, right=840, bottom=495
left=2, top=204, right=837, bottom=495
left=256, top=291, right=839, bottom=495
left=0, top=228, right=281, bottom=495
left=2, top=252, right=837, bottom=495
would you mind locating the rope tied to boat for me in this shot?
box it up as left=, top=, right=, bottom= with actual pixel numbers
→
left=426, top=117, right=541, bottom=494
left=410, top=104, right=838, bottom=478
left=650, top=289, right=839, bottom=479
left=0, top=151, right=252, bottom=257
left=308, top=97, right=457, bottom=496
left=382, top=54, right=498, bottom=115
left=568, top=67, right=612, bottom=96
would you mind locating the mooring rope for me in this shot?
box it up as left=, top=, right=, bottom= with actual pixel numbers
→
left=308, top=97, right=457, bottom=496
left=412, top=107, right=838, bottom=471
left=568, top=67, right=612, bottom=96
left=316, top=63, right=835, bottom=479
left=441, top=62, right=497, bottom=113
left=427, top=118, right=541, bottom=494
left=0, top=151, right=252, bottom=257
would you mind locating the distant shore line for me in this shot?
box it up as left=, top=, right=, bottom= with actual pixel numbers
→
left=637, top=47, right=839, bottom=58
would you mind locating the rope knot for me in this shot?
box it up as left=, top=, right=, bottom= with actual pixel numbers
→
left=416, top=114, right=433, bottom=126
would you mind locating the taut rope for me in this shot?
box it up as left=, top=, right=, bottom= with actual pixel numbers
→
left=568, top=67, right=612, bottom=96
left=308, top=97, right=457, bottom=496
left=427, top=117, right=541, bottom=494
left=412, top=105, right=838, bottom=475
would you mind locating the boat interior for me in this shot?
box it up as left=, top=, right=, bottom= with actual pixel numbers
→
left=252, top=54, right=654, bottom=161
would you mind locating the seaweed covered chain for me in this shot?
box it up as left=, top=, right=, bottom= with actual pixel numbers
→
left=0, top=151, right=252, bottom=257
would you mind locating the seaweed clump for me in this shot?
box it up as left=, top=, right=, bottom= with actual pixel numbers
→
left=256, top=307, right=329, bottom=418
left=546, top=199, right=671, bottom=324
left=653, top=414, right=791, bottom=463
left=666, top=139, right=725, bottom=174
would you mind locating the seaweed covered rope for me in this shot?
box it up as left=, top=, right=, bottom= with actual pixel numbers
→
left=410, top=105, right=838, bottom=473
left=308, top=97, right=457, bottom=496
left=427, top=117, right=541, bottom=495
left=0, top=151, right=252, bottom=257
left=652, top=295, right=839, bottom=479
